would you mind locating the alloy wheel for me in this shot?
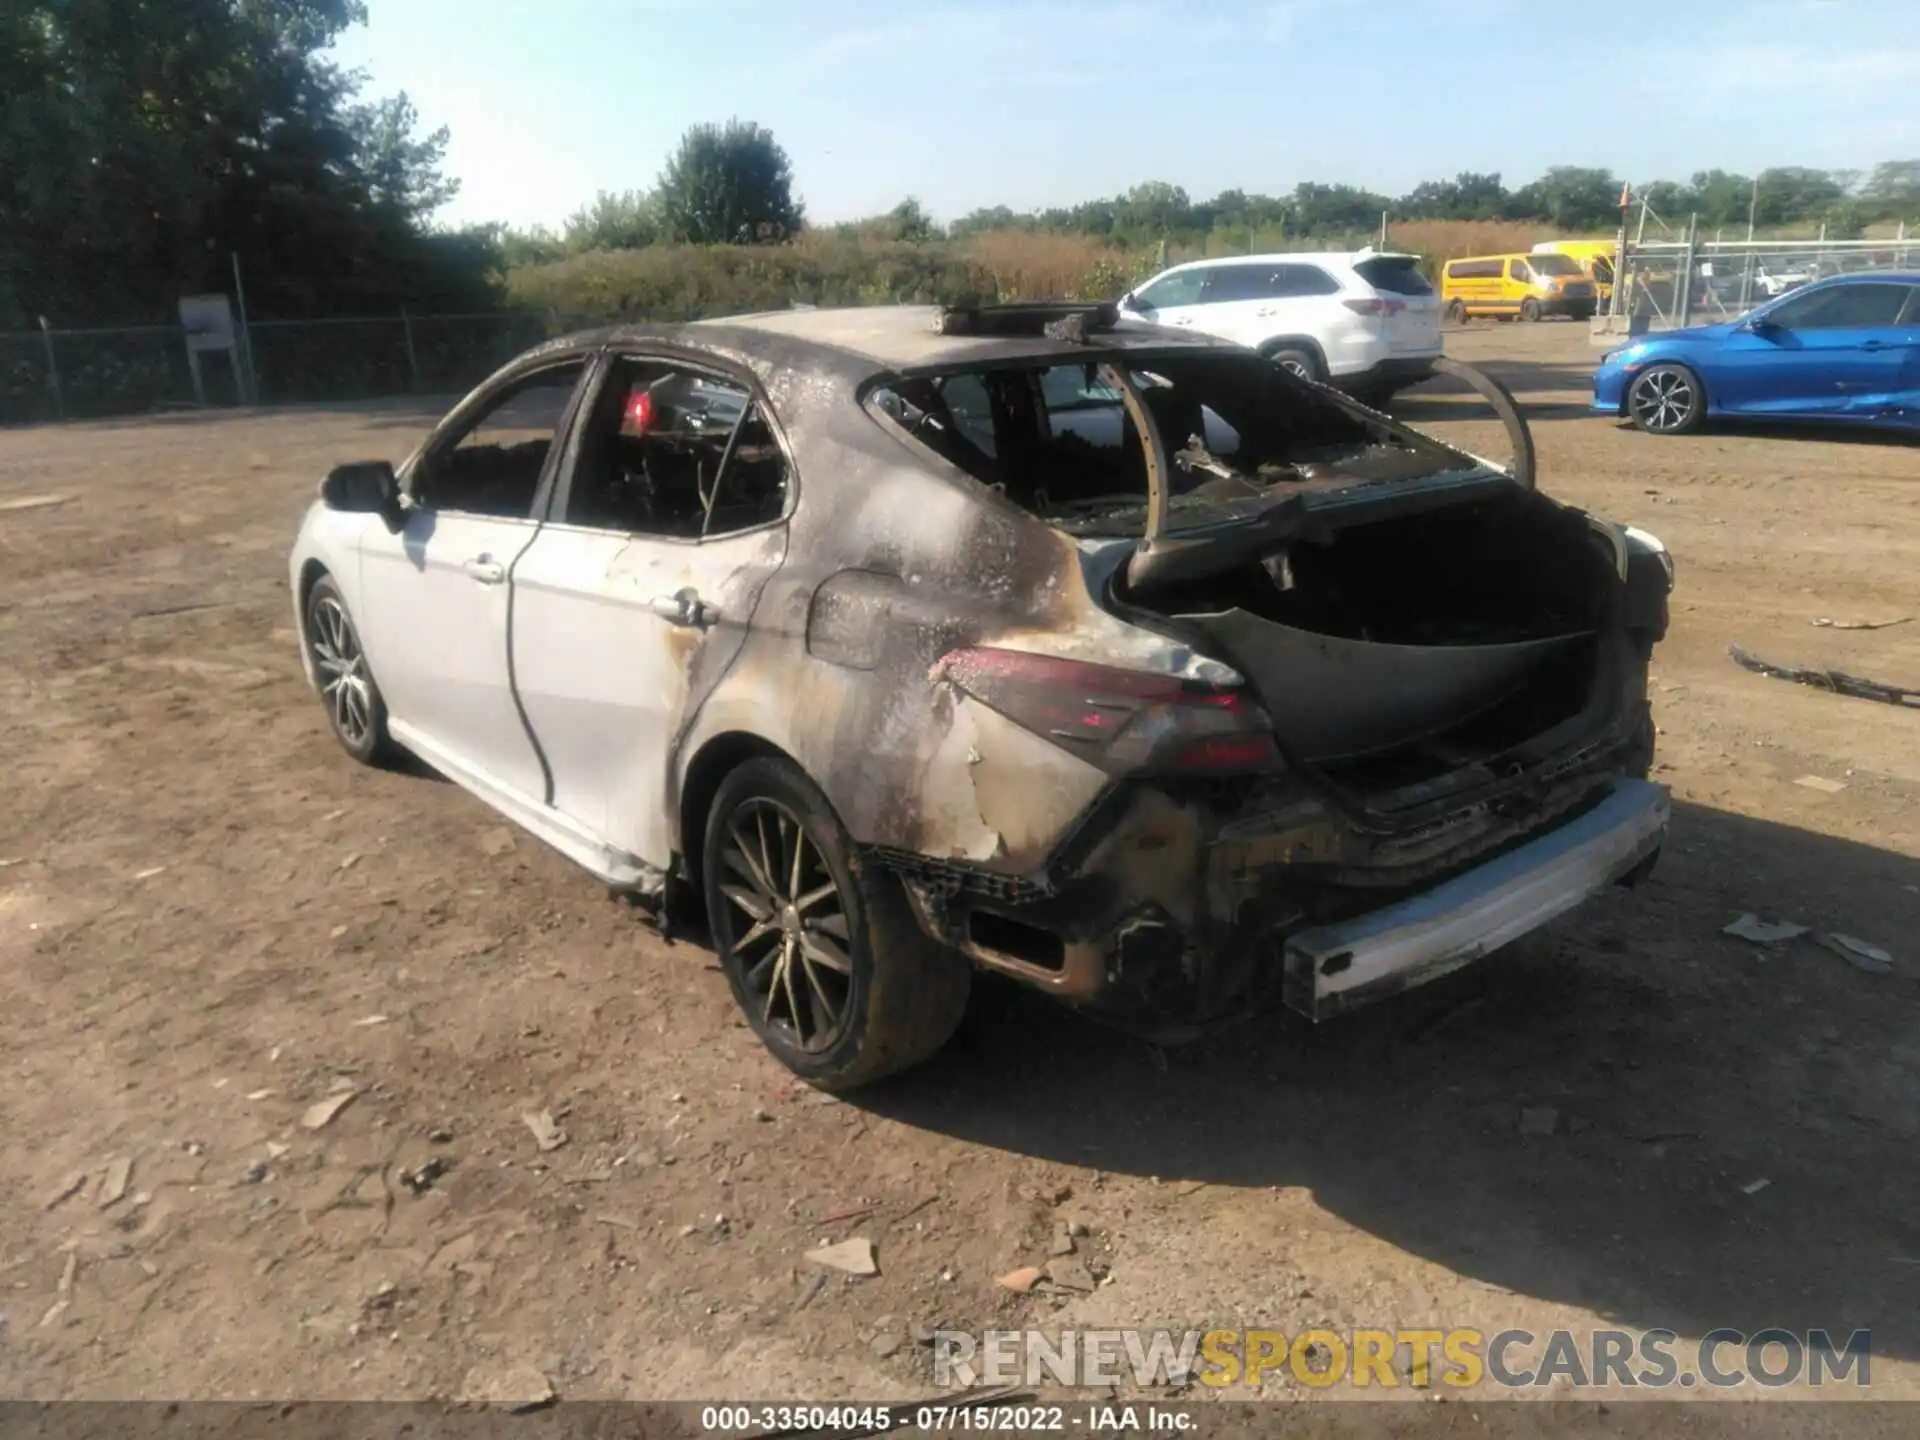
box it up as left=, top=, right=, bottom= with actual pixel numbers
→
left=309, top=595, right=374, bottom=747
left=1630, top=366, right=1699, bottom=433
left=714, top=798, right=852, bottom=1053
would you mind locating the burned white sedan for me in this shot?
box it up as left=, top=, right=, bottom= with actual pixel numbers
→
left=290, top=303, right=1674, bottom=1087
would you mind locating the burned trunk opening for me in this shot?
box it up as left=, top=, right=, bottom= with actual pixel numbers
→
left=1114, top=490, right=1618, bottom=769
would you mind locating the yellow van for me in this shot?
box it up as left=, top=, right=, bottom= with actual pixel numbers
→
left=1532, top=239, right=1617, bottom=308
left=1440, top=253, right=1598, bottom=322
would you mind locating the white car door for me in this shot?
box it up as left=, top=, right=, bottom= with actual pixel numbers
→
left=354, top=359, right=590, bottom=805
left=509, top=356, right=791, bottom=876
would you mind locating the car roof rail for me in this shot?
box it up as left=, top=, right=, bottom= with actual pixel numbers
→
left=932, top=300, right=1121, bottom=342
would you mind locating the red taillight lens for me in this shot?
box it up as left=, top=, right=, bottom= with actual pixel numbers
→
left=1342, top=297, right=1406, bottom=317
left=935, top=646, right=1281, bottom=775
left=624, top=388, right=654, bottom=434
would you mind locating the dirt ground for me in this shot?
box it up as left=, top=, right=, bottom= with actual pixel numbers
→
left=1, top=321, right=1917, bottom=1409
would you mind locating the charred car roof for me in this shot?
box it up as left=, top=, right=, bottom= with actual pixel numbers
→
left=560, top=305, right=1233, bottom=382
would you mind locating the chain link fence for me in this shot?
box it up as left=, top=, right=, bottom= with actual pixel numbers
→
left=1614, top=236, right=1919, bottom=331
left=1, top=310, right=571, bottom=426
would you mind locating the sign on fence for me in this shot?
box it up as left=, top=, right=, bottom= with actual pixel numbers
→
left=178, top=293, right=241, bottom=405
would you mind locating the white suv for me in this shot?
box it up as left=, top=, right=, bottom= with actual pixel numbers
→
left=1118, top=250, right=1443, bottom=401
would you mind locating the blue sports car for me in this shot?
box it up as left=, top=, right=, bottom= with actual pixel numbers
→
left=1592, top=272, right=1920, bottom=435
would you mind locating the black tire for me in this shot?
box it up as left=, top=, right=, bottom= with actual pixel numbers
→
left=703, top=757, right=970, bottom=1090
left=1626, top=363, right=1706, bottom=436
left=1263, top=345, right=1322, bottom=382
left=304, top=573, right=396, bottom=766
left=1444, top=299, right=1468, bottom=325
left=1518, top=297, right=1543, bottom=322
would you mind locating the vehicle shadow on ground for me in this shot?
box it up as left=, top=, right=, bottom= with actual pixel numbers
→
left=859, top=799, right=1920, bottom=1358
left=1394, top=360, right=1598, bottom=424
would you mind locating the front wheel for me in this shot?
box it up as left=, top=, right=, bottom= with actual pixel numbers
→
left=1518, top=297, right=1543, bottom=322
left=703, top=758, right=970, bottom=1089
left=305, top=574, right=395, bottom=765
left=1627, top=364, right=1705, bottom=435
left=1444, top=299, right=1468, bottom=325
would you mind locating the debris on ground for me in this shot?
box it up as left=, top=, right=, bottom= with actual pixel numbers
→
left=1722, top=913, right=1810, bottom=945
left=1045, top=1257, right=1097, bottom=1293
left=301, top=1091, right=357, bottom=1130
left=42, top=1171, right=88, bottom=1212
left=458, top=1362, right=556, bottom=1412
left=352, top=1014, right=388, bottom=1028
left=58, top=1249, right=77, bottom=1295
left=400, top=1156, right=450, bottom=1195
left=1792, top=775, right=1848, bottom=794
left=793, top=1272, right=829, bottom=1311
left=97, top=1157, right=133, bottom=1209
left=1730, top=645, right=1920, bottom=709
left=1813, top=616, right=1910, bottom=631
left=871, top=1332, right=903, bottom=1359
left=339, top=852, right=361, bottom=870
left=1816, top=933, right=1894, bottom=975
left=133, top=866, right=167, bottom=881
left=819, top=1203, right=876, bottom=1225
left=0, top=493, right=72, bottom=513
left=244, top=1160, right=270, bottom=1184
left=521, top=1110, right=568, bottom=1152
left=1049, top=1222, right=1076, bottom=1257
left=265, top=1142, right=290, bottom=1160
left=996, top=1266, right=1043, bottom=1294
left=803, top=1237, right=877, bottom=1277
left=478, top=827, right=516, bottom=858
left=1518, top=1106, right=1560, bottom=1137
left=1740, top=1177, right=1772, bottom=1196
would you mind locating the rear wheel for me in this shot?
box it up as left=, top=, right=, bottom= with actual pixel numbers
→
left=1263, top=345, right=1322, bottom=382
left=305, top=574, right=395, bottom=766
left=703, top=757, right=970, bottom=1090
left=1627, top=364, right=1705, bottom=436
left=1519, top=297, right=1543, bottom=322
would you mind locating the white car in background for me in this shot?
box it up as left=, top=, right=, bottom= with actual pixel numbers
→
left=1118, top=249, right=1443, bottom=403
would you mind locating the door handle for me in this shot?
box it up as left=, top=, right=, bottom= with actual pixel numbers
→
left=463, top=555, right=505, bottom=585
left=1860, top=340, right=1889, bottom=351
left=650, top=587, right=717, bottom=628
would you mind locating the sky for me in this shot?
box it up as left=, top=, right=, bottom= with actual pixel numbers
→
left=329, top=0, right=1920, bottom=233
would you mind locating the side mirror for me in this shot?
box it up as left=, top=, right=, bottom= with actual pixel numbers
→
left=320, top=460, right=406, bottom=534
left=1121, top=292, right=1146, bottom=313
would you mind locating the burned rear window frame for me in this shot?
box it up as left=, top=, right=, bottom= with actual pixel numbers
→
left=858, top=348, right=1500, bottom=539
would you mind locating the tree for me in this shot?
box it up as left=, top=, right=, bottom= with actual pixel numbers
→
left=346, top=92, right=459, bottom=221
left=1862, top=159, right=1920, bottom=216
left=563, top=190, right=660, bottom=252
left=1398, top=171, right=1509, bottom=221
left=0, top=0, right=495, bottom=327
left=1510, top=167, right=1620, bottom=231
left=655, top=120, right=803, bottom=245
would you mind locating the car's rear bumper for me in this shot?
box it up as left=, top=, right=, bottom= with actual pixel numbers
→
left=1333, top=356, right=1438, bottom=393
left=892, top=733, right=1663, bottom=1036
left=1282, top=777, right=1669, bottom=1020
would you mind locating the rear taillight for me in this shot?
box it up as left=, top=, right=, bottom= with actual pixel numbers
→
left=934, top=646, right=1281, bottom=775
left=1342, top=297, right=1406, bottom=317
